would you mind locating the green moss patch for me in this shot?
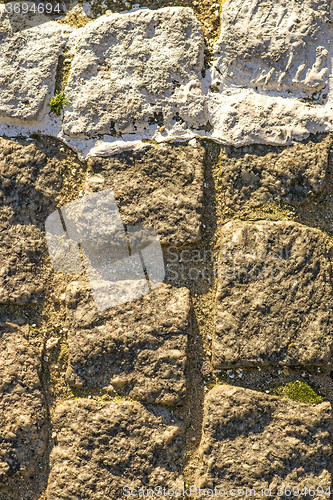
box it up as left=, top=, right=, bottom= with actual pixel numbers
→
left=274, top=380, right=324, bottom=405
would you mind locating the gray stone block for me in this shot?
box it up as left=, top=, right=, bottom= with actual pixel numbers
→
left=196, top=385, right=332, bottom=493
left=0, top=331, right=47, bottom=483
left=63, top=7, right=207, bottom=137
left=47, top=398, right=184, bottom=499
left=65, top=282, right=190, bottom=406
left=214, top=221, right=333, bottom=367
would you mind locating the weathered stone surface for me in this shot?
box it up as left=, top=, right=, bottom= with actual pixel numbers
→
left=0, top=137, right=71, bottom=305
left=0, top=330, right=47, bottom=483
left=214, top=221, right=333, bottom=368
left=0, top=224, right=46, bottom=304
left=85, top=143, right=205, bottom=245
left=63, top=7, right=207, bottom=137
left=47, top=398, right=184, bottom=499
left=196, top=385, right=332, bottom=492
left=209, top=0, right=333, bottom=145
left=0, top=6, right=68, bottom=120
left=0, top=137, right=63, bottom=226
left=214, top=0, right=330, bottom=100
left=65, top=282, right=190, bottom=406
left=0, top=3, right=331, bottom=153
left=217, top=134, right=332, bottom=210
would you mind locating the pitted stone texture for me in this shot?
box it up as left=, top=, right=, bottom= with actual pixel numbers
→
left=0, top=224, right=47, bottom=305
left=214, top=221, right=333, bottom=368
left=214, top=0, right=331, bottom=100
left=209, top=90, right=333, bottom=146
left=85, top=143, right=204, bottom=245
left=0, top=137, right=73, bottom=305
left=65, top=282, right=190, bottom=406
left=0, top=331, right=47, bottom=483
left=208, top=0, right=333, bottom=146
left=0, top=137, right=63, bottom=226
left=63, top=7, right=207, bottom=137
left=195, top=385, right=332, bottom=493
left=218, top=134, right=332, bottom=210
left=0, top=6, right=68, bottom=120
left=47, top=399, right=184, bottom=500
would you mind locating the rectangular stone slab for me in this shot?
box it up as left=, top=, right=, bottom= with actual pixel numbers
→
left=63, top=7, right=207, bottom=137
left=0, top=331, right=47, bottom=483
left=85, top=143, right=205, bottom=245
left=0, top=9, right=68, bottom=120
left=213, top=221, right=333, bottom=368
left=47, top=398, right=184, bottom=499
left=196, top=385, right=332, bottom=493
left=65, top=282, right=190, bottom=406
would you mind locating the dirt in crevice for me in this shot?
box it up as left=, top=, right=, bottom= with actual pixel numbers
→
left=54, top=49, right=74, bottom=95
left=161, top=140, right=220, bottom=491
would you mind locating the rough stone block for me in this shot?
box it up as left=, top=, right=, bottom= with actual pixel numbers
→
left=85, top=143, right=205, bottom=245
left=0, top=137, right=63, bottom=226
left=63, top=7, right=207, bottom=137
left=196, top=385, right=332, bottom=493
left=0, top=331, right=47, bottom=483
left=214, top=0, right=331, bottom=100
left=214, top=221, right=333, bottom=367
left=0, top=7, right=68, bottom=120
left=209, top=0, right=333, bottom=145
left=47, top=398, right=184, bottom=499
left=0, top=224, right=47, bottom=304
left=65, top=282, right=190, bottom=406
left=217, top=135, right=332, bottom=210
